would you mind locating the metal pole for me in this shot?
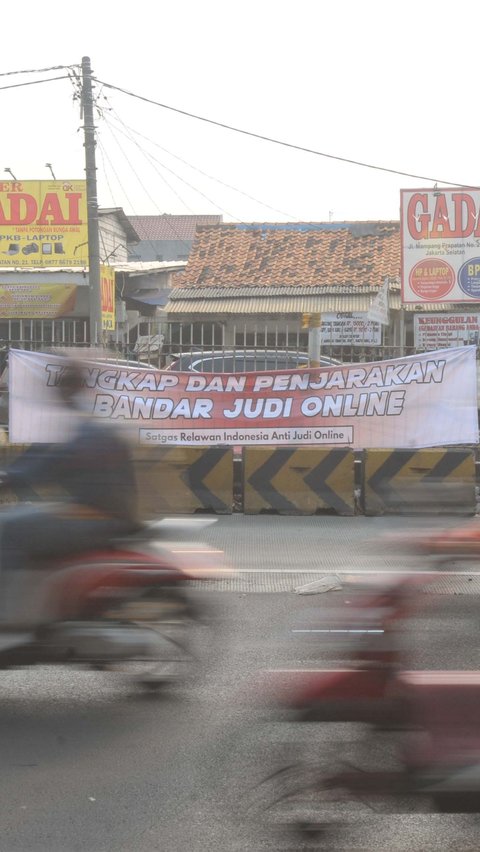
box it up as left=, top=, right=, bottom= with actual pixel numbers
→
left=399, top=307, right=405, bottom=357
left=307, top=312, right=322, bottom=367
left=81, top=56, right=102, bottom=346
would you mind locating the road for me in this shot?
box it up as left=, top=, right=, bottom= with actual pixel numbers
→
left=1, top=515, right=480, bottom=851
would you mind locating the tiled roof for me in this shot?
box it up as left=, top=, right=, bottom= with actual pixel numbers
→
left=128, top=215, right=222, bottom=242
left=174, top=221, right=400, bottom=289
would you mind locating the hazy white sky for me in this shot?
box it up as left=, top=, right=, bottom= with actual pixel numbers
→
left=1, top=0, right=476, bottom=224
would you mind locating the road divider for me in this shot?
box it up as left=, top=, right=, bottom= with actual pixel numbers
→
left=243, top=447, right=355, bottom=515
left=134, top=446, right=233, bottom=515
left=362, top=448, right=476, bottom=515
left=0, top=445, right=477, bottom=517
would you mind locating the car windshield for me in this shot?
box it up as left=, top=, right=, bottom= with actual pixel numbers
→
left=167, top=349, right=336, bottom=372
left=192, top=354, right=309, bottom=372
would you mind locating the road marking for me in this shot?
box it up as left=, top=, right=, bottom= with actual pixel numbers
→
left=231, top=568, right=480, bottom=576
left=292, top=629, right=385, bottom=634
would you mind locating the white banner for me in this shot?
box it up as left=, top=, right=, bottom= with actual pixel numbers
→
left=367, top=278, right=389, bottom=325
left=320, top=312, right=381, bottom=346
left=8, top=348, right=479, bottom=449
left=401, top=187, right=480, bottom=304
left=414, top=314, right=480, bottom=349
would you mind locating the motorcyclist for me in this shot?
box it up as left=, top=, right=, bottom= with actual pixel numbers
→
left=0, top=360, right=139, bottom=574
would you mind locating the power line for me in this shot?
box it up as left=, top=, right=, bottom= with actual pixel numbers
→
left=93, top=76, right=478, bottom=189
left=103, top=112, right=242, bottom=222
left=97, top=132, right=163, bottom=263
left=106, top=110, right=298, bottom=220
left=97, top=136, right=138, bottom=214
left=0, top=64, right=78, bottom=77
left=98, top=128, right=192, bottom=257
left=103, top=117, right=197, bottom=217
left=0, top=75, right=71, bottom=93
left=97, top=139, right=120, bottom=209
left=101, top=115, right=202, bottom=250
left=96, top=141, right=123, bottom=262
left=103, top=112, right=236, bottom=220
left=98, top=133, right=168, bottom=261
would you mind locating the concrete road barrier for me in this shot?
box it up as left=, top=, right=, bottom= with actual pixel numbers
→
left=362, top=448, right=476, bottom=515
left=243, top=447, right=355, bottom=515
left=134, top=446, right=233, bottom=515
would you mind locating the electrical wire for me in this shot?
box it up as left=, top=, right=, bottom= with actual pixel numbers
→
left=103, top=116, right=194, bottom=214
left=102, top=115, right=203, bottom=258
left=101, top=105, right=238, bottom=249
left=97, top=131, right=165, bottom=261
left=93, top=76, right=477, bottom=189
left=97, top=138, right=120, bottom=210
left=0, top=64, right=78, bottom=77
left=96, top=136, right=138, bottom=215
left=102, top=111, right=240, bottom=222
left=98, top=135, right=160, bottom=261
left=0, top=75, right=71, bottom=92
left=97, top=131, right=188, bottom=258
left=106, top=109, right=298, bottom=220
left=101, top=99, right=221, bottom=247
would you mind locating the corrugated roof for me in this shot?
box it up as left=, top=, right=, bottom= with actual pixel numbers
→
left=128, top=215, right=222, bottom=242
left=165, top=292, right=404, bottom=314
left=112, top=261, right=187, bottom=274
left=98, top=208, right=139, bottom=244
left=174, top=221, right=401, bottom=290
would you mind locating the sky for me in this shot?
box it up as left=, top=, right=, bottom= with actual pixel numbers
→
left=0, top=0, right=477, bottom=225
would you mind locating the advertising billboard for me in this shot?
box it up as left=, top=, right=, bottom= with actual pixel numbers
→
left=0, top=180, right=88, bottom=267
left=100, top=265, right=115, bottom=331
left=320, top=312, right=381, bottom=346
left=414, top=313, right=480, bottom=349
left=401, top=187, right=480, bottom=304
left=0, top=283, right=77, bottom=318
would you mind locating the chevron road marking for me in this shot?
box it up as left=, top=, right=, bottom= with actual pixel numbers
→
left=244, top=448, right=355, bottom=514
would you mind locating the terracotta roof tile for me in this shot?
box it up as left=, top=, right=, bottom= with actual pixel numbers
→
left=128, top=214, right=222, bottom=242
left=174, top=222, right=400, bottom=290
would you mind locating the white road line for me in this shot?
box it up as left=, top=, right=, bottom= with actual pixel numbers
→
left=231, top=568, right=480, bottom=576
left=292, top=629, right=385, bottom=634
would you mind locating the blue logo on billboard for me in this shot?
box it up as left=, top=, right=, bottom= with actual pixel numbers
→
left=458, top=257, right=480, bottom=299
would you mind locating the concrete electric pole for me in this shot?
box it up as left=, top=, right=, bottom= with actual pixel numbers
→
left=81, top=56, right=103, bottom=345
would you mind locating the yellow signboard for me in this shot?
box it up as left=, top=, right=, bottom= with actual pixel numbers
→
left=0, top=180, right=88, bottom=267
left=0, top=283, right=77, bottom=318
left=100, top=265, right=116, bottom=331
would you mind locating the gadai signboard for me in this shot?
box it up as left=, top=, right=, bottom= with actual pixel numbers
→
left=320, top=312, right=382, bottom=346
left=401, top=187, right=480, bottom=304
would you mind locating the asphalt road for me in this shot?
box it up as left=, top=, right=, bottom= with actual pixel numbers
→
left=1, top=514, right=480, bottom=851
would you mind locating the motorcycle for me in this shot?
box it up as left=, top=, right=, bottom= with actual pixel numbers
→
left=252, top=569, right=480, bottom=839
left=386, top=517, right=480, bottom=567
left=0, top=515, right=227, bottom=691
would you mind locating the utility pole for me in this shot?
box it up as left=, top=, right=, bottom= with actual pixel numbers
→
left=81, top=56, right=103, bottom=345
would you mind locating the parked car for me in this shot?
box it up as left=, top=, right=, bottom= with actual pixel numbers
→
left=167, top=349, right=341, bottom=373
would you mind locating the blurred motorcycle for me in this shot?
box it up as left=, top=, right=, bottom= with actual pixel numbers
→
left=254, top=571, right=480, bottom=839
left=0, top=516, right=227, bottom=691
left=386, top=518, right=480, bottom=567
